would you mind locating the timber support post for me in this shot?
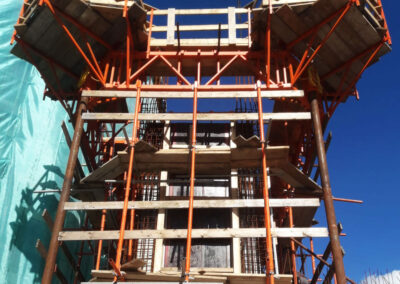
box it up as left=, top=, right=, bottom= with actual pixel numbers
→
left=309, top=92, right=346, bottom=284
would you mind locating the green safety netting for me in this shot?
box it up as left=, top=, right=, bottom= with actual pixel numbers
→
left=0, top=0, right=92, bottom=282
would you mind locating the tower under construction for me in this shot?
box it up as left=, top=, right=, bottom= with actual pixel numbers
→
left=10, top=0, right=391, bottom=283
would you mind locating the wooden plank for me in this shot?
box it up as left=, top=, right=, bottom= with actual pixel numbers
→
left=150, top=38, right=249, bottom=47
left=150, top=8, right=248, bottom=15
left=91, top=270, right=227, bottom=282
left=161, top=267, right=234, bottom=273
left=263, top=0, right=317, bottom=5
left=134, top=140, right=157, bottom=152
left=149, top=23, right=249, bottom=32
left=84, top=0, right=134, bottom=7
left=88, top=271, right=292, bottom=283
left=84, top=281, right=223, bottom=284
left=153, top=167, right=168, bottom=272
left=80, top=154, right=124, bottom=182
left=152, top=208, right=165, bottom=272
left=231, top=168, right=241, bottom=274
left=59, top=227, right=329, bottom=241
left=228, top=7, right=236, bottom=45
left=64, top=198, right=320, bottom=210
left=82, top=112, right=311, bottom=121
left=230, top=274, right=292, bottom=284
left=279, top=162, right=322, bottom=192
left=166, top=8, right=175, bottom=45
left=126, top=146, right=288, bottom=167
left=82, top=89, right=304, bottom=99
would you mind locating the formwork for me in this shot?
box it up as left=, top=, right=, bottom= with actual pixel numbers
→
left=9, top=0, right=391, bottom=283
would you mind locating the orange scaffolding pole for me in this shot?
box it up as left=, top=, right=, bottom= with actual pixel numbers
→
left=112, top=80, right=142, bottom=282
left=256, top=80, right=275, bottom=284
left=310, top=238, right=316, bottom=275
left=42, top=0, right=105, bottom=85
left=292, top=2, right=352, bottom=84
left=184, top=81, right=198, bottom=283
left=96, top=144, right=115, bottom=270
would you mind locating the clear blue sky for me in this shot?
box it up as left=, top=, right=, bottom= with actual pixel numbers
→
left=146, top=0, right=399, bottom=281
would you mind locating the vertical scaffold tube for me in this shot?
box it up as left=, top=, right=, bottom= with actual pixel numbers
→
left=96, top=145, right=114, bottom=270
left=265, top=0, right=272, bottom=88
left=288, top=206, right=298, bottom=284
left=96, top=203, right=107, bottom=269
left=309, top=94, right=346, bottom=284
left=113, top=80, right=142, bottom=281
left=256, top=81, right=275, bottom=284
left=184, top=81, right=198, bottom=283
left=42, top=96, right=88, bottom=284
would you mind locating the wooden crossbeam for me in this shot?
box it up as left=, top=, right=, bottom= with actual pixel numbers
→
left=149, top=23, right=249, bottom=32
left=149, top=8, right=249, bottom=15
left=86, top=270, right=293, bottom=283
left=150, top=38, right=249, bottom=47
left=59, top=227, right=329, bottom=241
left=82, top=112, right=311, bottom=121
left=82, top=89, right=304, bottom=99
left=263, top=0, right=317, bottom=6
left=64, top=198, right=320, bottom=211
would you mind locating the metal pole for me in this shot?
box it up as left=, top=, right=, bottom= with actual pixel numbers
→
left=42, top=96, right=88, bottom=284
left=114, top=80, right=142, bottom=281
left=256, top=81, right=275, bottom=284
left=309, top=93, right=346, bottom=284
left=288, top=206, right=298, bottom=284
left=184, top=81, right=198, bottom=283
left=310, top=238, right=316, bottom=274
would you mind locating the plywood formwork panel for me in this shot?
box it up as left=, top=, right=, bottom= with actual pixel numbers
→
left=80, top=146, right=322, bottom=192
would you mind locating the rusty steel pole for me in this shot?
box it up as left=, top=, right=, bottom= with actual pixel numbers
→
left=309, top=94, right=346, bottom=284
left=42, top=97, right=88, bottom=284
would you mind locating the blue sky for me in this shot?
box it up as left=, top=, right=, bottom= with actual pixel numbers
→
left=146, top=0, right=399, bottom=281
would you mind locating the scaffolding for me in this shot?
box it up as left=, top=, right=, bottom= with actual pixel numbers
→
left=10, top=0, right=391, bottom=283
